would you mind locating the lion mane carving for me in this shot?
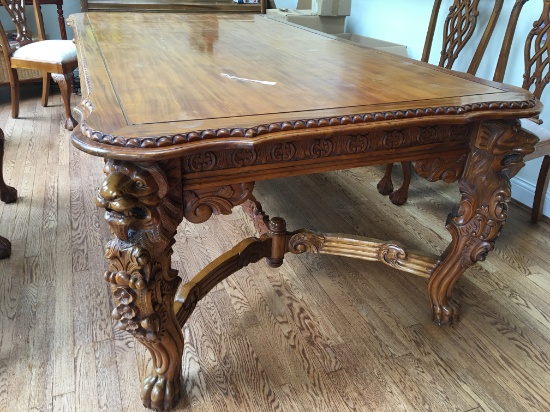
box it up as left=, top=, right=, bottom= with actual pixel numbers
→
left=96, top=159, right=182, bottom=247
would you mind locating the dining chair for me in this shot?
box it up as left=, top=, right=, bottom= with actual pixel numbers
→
left=377, top=0, right=504, bottom=205
left=0, top=0, right=78, bottom=130
left=492, top=0, right=550, bottom=223
left=0, top=127, right=17, bottom=259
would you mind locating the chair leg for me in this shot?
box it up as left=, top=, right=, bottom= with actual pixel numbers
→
left=531, top=155, right=550, bottom=223
left=377, top=163, right=394, bottom=195
left=389, top=161, right=412, bottom=205
left=9, top=69, right=20, bottom=119
left=0, top=128, right=15, bottom=259
left=0, top=128, right=17, bottom=204
left=42, top=72, right=50, bottom=107
left=52, top=72, right=78, bottom=131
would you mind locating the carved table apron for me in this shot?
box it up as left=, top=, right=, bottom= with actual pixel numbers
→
left=69, top=12, right=541, bottom=411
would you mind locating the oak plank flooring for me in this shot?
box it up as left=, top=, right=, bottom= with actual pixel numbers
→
left=0, top=88, right=549, bottom=411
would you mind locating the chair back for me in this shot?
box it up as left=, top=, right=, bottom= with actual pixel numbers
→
left=0, top=0, right=46, bottom=51
left=494, top=0, right=550, bottom=101
left=422, top=0, right=504, bottom=75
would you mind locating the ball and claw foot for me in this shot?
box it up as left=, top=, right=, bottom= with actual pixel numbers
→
left=388, top=186, right=408, bottom=205
left=0, top=184, right=17, bottom=204
left=432, top=299, right=461, bottom=326
left=64, top=116, right=78, bottom=131
left=377, top=175, right=394, bottom=195
left=141, top=374, right=181, bottom=411
left=0, top=236, right=11, bottom=259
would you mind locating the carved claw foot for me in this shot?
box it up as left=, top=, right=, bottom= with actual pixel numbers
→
left=64, top=115, right=78, bottom=131
left=388, top=187, right=408, bottom=205
left=0, top=184, right=17, bottom=204
left=141, top=374, right=182, bottom=411
left=377, top=176, right=393, bottom=195
left=0, top=236, right=11, bottom=259
left=432, top=299, right=461, bottom=326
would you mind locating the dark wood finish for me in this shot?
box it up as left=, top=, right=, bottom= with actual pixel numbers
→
left=0, top=0, right=77, bottom=129
left=69, top=12, right=541, bottom=410
left=531, top=154, right=550, bottom=222
left=83, top=0, right=266, bottom=13
left=382, top=0, right=505, bottom=205
left=0, top=127, right=17, bottom=259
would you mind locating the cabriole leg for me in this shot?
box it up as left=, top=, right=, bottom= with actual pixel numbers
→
left=96, top=158, right=184, bottom=410
left=429, top=120, right=538, bottom=325
left=52, top=72, right=78, bottom=130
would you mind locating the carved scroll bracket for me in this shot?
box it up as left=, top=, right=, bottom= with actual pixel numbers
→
left=183, top=182, right=255, bottom=224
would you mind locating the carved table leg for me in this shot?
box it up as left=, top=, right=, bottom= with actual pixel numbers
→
left=97, top=158, right=184, bottom=410
left=429, top=120, right=538, bottom=325
left=1, top=128, right=17, bottom=260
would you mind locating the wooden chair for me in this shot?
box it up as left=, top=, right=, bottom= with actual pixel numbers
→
left=0, top=0, right=78, bottom=130
left=0, top=128, right=17, bottom=259
left=491, top=0, right=550, bottom=223
left=377, top=0, right=504, bottom=205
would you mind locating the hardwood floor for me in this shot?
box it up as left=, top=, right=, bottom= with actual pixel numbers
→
left=1, top=86, right=549, bottom=411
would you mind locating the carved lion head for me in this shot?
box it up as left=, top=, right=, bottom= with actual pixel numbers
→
left=96, top=160, right=178, bottom=242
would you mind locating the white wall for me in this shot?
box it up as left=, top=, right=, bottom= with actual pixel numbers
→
left=346, top=0, right=550, bottom=217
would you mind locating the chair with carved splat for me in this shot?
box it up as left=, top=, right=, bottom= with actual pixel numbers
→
left=0, top=0, right=78, bottom=130
left=491, top=0, right=550, bottom=223
left=0, top=128, right=17, bottom=259
left=377, top=0, right=504, bottom=205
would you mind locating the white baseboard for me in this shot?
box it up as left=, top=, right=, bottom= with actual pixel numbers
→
left=511, top=176, right=550, bottom=218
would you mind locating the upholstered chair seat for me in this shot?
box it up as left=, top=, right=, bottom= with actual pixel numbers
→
left=11, top=40, right=77, bottom=64
left=0, top=0, right=78, bottom=130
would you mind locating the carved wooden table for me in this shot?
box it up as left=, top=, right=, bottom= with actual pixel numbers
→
left=69, top=12, right=541, bottom=411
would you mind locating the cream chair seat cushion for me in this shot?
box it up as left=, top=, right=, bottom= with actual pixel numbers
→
left=12, top=40, right=76, bottom=64
left=520, top=117, right=550, bottom=161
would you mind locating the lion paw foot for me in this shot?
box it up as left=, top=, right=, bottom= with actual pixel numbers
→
left=432, top=299, right=461, bottom=326
left=141, top=374, right=181, bottom=411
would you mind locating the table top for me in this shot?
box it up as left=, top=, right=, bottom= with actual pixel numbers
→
left=69, top=12, right=540, bottom=160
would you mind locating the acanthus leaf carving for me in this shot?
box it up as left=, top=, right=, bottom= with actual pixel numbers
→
left=429, top=120, right=538, bottom=325
left=414, top=153, right=469, bottom=183
left=183, top=182, right=255, bottom=223
left=97, top=158, right=185, bottom=410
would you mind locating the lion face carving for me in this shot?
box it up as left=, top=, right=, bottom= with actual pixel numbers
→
left=96, top=160, right=168, bottom=241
